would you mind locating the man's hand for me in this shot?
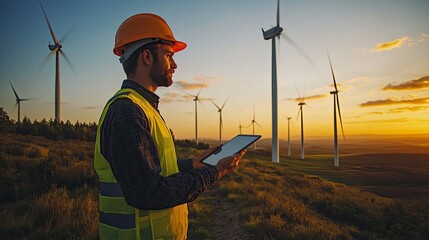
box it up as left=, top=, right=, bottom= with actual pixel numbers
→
left=192, top=145, right=223, bottom=169
left=215, top=150, right=246, bottom=178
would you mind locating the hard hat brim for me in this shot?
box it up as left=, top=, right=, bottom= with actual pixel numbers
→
left=173, top=41, right=187, bottom=52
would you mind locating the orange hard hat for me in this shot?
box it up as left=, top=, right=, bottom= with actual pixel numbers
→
left=113, top=13, right=187, bottom=57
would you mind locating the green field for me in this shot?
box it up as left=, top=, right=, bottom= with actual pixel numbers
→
left=1, top=132, right=428, bottom=239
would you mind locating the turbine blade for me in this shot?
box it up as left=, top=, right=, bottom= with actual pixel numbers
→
left=327, top=52, right=338, bottom=92
left=13, top=102, right=18, bottom=110
left=59, top=49, right=77, bottom=75
left=292, top=80, right=302, bottom=100
left=179, top=89, right=195, bottom=98
left=246, top=122, right=253, bottom=128
left=209, top=98, right=220, bottom=110
left=197, top=98, right=206, bottom=108
left=255, top=121, right=263, bottom=129
left=59, top=26, right=75, bottom=43
left=336, top=95, right=345, bottom=141
left=196, top=82, right=205, bottom=97
left=20, top=98, right=34, bottom=102
left=276, top=0, right=280, bottom=27
left=221, top=97, right=230, bottom=110
left=295, top=107, right=300, bottom=123
left=9, top=82, right=19, bottom=100
left=39, top=50, right=56, bottom=71
left=282, top=33, right=318, bottom=70
left=39, top=0, right=59, bottom=44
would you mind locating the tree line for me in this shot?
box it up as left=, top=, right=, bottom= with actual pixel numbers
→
left=0, top=107, right=208, bottom=149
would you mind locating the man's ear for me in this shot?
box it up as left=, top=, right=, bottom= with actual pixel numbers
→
left=141, top=49, right=152, bottom=66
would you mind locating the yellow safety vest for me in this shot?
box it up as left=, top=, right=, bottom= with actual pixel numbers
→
left=94, top=88, right=188, bottom=240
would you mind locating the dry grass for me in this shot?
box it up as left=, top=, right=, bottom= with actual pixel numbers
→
left=1, top=132, right=428, bottom=239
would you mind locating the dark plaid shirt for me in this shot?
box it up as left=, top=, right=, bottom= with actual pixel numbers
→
left=100, top=80, right=218, bottom=210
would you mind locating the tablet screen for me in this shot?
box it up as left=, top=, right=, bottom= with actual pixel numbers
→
left=201, top=134, right=261, bottom=166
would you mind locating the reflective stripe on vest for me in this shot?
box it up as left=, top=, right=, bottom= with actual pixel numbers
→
left=94, top=88, right=188, bottom=240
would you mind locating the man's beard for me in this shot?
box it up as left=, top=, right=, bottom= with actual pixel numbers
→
left=150, top=59, right=172, bottom=87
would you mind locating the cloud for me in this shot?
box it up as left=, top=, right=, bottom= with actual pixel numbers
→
left=160, top=92, right=193, bottom=103
left=160, top=92, right=210, bottom=104
left=371, top=36, right=410, bottom=52
left=360, top=97, right=429, bottom=107
left=289, top=94, right=328, bottom=102
left=347, top=118, right=409, bottom=124
left=387, top=106, right=429, bottom=113
left=383, top=76, right=429, bottom=90
left=174, top=80, right=208, bottom=90
left=193, top=75, right=218, bottom=82
left=83, top=106, right=97, bottom=110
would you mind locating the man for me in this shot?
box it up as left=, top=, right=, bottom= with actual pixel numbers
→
left=94, top=13, right=245, bottom=240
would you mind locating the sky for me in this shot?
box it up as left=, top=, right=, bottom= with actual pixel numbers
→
left=0, top=0, right=428, bottom=141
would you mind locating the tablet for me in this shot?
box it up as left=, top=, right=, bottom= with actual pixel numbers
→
left=201, top=134, right=261, bottom=166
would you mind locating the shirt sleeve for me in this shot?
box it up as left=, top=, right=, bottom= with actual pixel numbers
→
left=101, top=99, right=218, bottom=210
left=177, top=158, right=194, bottom=172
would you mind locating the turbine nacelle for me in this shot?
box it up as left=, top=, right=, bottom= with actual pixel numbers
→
left=330, top=90, right=338, bottom=95
left=262, top=26, right=284, bottom=40
left=48, top=43, right=62, bottom=51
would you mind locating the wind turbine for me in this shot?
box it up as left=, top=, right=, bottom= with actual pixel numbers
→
left=184, top=85, right=205, bottom=145
left=9, top=82, right=32, bottom=123
left=327, top=54, right=345, bottom=167
left=247, top=108, right=262, bottom=150
left=209, top=97, right=229, bottom=144
left=238, top=120, right=244, bottom=134
left=39, top=0, right=75, bottom=122
left=287, top=116, right=292, bottom=156
left=262, top=0, right=283, bottom=163
left=297, top=101, right=306, bottom=160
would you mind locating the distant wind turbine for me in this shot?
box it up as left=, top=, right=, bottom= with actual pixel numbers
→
left=209, top=97, right=229, bottom=144
left=297, top=101, right=306, bottom=160
left=287, top=116, right=292, bottom=156
left=184, top=84, right=205, bottom=145
left=247, top=108, right=262, bottom=150
left=39, top=0, right=76, bottom=122
left=238, top=120, right=244, bottom=134
left=9, top=82, right=33, bottom=123
left=327, top=53, right=345, bottom=167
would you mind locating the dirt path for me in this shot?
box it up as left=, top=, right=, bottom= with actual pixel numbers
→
left=209, top=191, right=253, bottom=240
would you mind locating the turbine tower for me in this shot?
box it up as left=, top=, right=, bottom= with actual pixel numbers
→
left=9, top=82, right=32, bottom=123
left=262, top=0, right=283, bottom=163
left=298, top=101, right=306, bottom=160
left=39, top=0, right=75, bottom=122
left=328, top=54, right=345, bottom=167
left=247, top=108, right=262, bottom=150
left=184, top=85, right=204, bottom=145
left=287, top=116, right=291, bottom=156
left=238, top=120, right=244, bottom=134
left=209, top=97, right=229, bottom=144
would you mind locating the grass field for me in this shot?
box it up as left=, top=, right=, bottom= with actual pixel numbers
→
left=261, top=152, right=429, bottom=200
left=1, top=132, right=428, bottom=239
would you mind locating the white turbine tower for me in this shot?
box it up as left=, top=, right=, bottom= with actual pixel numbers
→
left=9, top=82, right=32, bottom=123
left=238, top=120, right=244, bottom=134
left=209, top=97, right=229, bottom=144
left=327, top=54, right=345, bottom=167
left=184, top=85, right=205, bottom=145
left=247, top=108, right=262, bottom=150
left=39, top=0, right=75, bottom=122
left=262, top=0, right=283, bottom=163
left=287, top=116, right=292, bottom=156
left=297, top=101, right=306, bottom=160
